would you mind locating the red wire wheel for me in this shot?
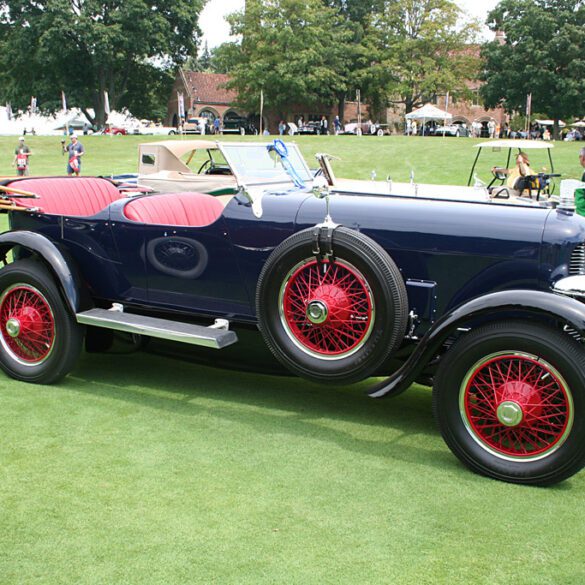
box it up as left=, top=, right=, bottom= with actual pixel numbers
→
left=279, top=258, right=374, bottom=359
left=461, top=352, right=574, bottom=461
left=0, top=284, right=55, bottom=365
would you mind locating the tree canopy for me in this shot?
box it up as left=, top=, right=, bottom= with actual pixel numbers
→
left=481, top=0, right=585, bottom=131
left=363, top=0, right=480, bottom=115
left=219, top=0, right=351, bottom=115
left=0, top=0, right=206, bottom=125
left=218, top=0, right=479, bottom=120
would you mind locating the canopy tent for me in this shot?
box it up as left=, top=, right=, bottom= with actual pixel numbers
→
left=405, top=104, right=452, bottom=121
left=571, top=120, right=585, bottom=128
left=534, top=119, right=566, bottom=128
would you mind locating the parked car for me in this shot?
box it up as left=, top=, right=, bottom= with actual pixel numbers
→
left=221, top=116, right=257, bottom=135
left=343, top=122, right=390, bottom=136
left=432, top=124, right=469, bottom=137
left=1, top=140, right=585, bottom=486
left=103, top=125, right=128, bottom=136
left=133, top=140, right=237, bottom=195
left=182, top=117, right=208, bottom=134
left=297, top=121, right=322, bottom=135
left=131, top=121, right=177, bottom=136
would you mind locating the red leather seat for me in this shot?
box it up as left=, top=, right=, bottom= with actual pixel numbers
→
left=7, top=177, right=122, bottom=217
left=124, top=192, right=224, bottom=227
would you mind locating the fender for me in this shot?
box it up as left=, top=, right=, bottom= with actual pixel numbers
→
left=0, top=230, right=85, bottom=314
left=368, top=289, right=585, bottom=399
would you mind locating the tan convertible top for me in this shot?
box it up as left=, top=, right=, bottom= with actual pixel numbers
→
left=138, top=140, right=219, bottom=175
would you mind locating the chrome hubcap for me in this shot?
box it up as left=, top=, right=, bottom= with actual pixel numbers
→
left=306, top=300, right=329, bottom=324
left=6, top=318, right=21, bottom=338
left=497, top=400, right=524, bottom=427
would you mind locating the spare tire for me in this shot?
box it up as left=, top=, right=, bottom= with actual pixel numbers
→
left=256, top=227, right=408, bottom=384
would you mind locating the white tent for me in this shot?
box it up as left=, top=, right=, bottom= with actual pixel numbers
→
left=405, top=104, right=452, bottom=121
left=535, top=119, right=566, bottom=128
left=571, top=120, right=585, bottom=128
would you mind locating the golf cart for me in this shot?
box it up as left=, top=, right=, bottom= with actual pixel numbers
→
left=467, top=140, right=560, bottom=200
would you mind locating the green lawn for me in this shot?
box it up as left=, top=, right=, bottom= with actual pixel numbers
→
left=1, top=133, right=583, bottom=184
left=1, top=135, right=585, bottom=585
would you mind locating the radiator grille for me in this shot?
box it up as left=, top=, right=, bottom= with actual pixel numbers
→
left=570, top=243, right=585, bottom=275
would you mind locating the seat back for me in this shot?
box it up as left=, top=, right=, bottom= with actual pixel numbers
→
left=7, top=177, right=122, bottom=217
left=123, top=192, right=224, bottom=227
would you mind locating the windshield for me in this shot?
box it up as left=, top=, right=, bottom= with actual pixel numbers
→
left=220, top=143, right=313, bottom=187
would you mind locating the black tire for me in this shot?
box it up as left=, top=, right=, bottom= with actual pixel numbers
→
left=256, top=227, right=408, bottom=384
left=0, top=260, right=83, bottom=384
left=168, top=130, right=177, bottom=135
left=433, top=321, right=585, bottom=485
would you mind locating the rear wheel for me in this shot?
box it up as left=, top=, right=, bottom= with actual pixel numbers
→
left=433, top=321, right=585, bottom=485
left=0, top=260, right=83, bottom=384
left=256, top=227, right=408, bottom=384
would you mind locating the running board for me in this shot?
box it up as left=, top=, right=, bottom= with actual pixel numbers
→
left=76, top=309, right=238, bottom=349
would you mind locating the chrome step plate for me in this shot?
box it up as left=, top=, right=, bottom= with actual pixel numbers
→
left=76, top=309, right=238, bottom=349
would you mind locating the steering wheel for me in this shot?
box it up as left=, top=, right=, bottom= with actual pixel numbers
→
left=272, top=139, right=288, bottom=158
left=197, top=159, right=212, bottom=174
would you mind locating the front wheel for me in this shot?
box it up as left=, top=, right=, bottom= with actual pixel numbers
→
left=433, top=321, right=585, bottom=485
left=0, top=260, right=83, bottom=384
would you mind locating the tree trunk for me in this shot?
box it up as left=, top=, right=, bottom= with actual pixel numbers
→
left=553, top=119, right=560, bottom=141
left=337, top=93, right=345, bottom=122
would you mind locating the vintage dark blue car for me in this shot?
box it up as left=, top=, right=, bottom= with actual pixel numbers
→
left=1, top=140, right=585, bottom=486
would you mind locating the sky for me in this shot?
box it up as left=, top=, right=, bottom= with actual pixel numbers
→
left=200, top=0, right=503, bottom=49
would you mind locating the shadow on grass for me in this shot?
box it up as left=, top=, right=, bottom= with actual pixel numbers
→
left=64, top=348, right=459, bottom=475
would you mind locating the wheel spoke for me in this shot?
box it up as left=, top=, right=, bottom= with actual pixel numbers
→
left=463, top=353, right=571, bottom=459
left=282, top=259, right=373, bottom=356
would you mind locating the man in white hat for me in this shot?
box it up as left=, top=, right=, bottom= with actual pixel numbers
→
left=13, top=136, right=32, bottom=177
left=63, top=132, right=85, bottom=176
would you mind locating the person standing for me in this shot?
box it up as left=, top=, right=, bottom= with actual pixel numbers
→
left=63, top=133, right=85, bottom=176
left=13, top=136, right=31, bottom=176
left=319, top=115, right=328, bottom=135
left=213, top=116, right=221, bottom=135
left=574, top=147, right=585, bottom=217
left=334, top=115, right=342, bottom=135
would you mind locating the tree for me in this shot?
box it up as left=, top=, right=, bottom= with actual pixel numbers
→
left=186, top=41, right=213, bottom=72
left=0, top=0, right=206, bottom=126
left=481, top=0, right=585, bottom=136
left=322, top=0, right=385, bottom=119
left=220, top=0, right=352, bottom=115
left=365, top=0, right=480, bottom=114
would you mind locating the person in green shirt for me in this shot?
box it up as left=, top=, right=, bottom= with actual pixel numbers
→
left=575, top=147, right=585, bottom=217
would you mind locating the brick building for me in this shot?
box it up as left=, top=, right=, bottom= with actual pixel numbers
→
left=167, top=69, right=367, bottom=133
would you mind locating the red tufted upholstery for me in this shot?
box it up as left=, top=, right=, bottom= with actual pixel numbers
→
left=7, top=177, right=122, bottom=217
left=124, top=192, right=224, bottom=227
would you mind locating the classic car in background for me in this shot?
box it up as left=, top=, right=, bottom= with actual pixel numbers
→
left=1, top=140, right=585, bottom=486
left=297, top=121, right=322, bottom=135
left=221, top=116, right=257, bottom=135
left=132, top=140, right=237, bottom=196
left=182, top=117, right=208, bottom=134
left=343, top=122, right=390, bottom=136
left=432, top=124, right=470, bottom=137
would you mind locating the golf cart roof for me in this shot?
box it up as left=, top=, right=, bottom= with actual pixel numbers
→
left=475, top=140, right=554, bottom=150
